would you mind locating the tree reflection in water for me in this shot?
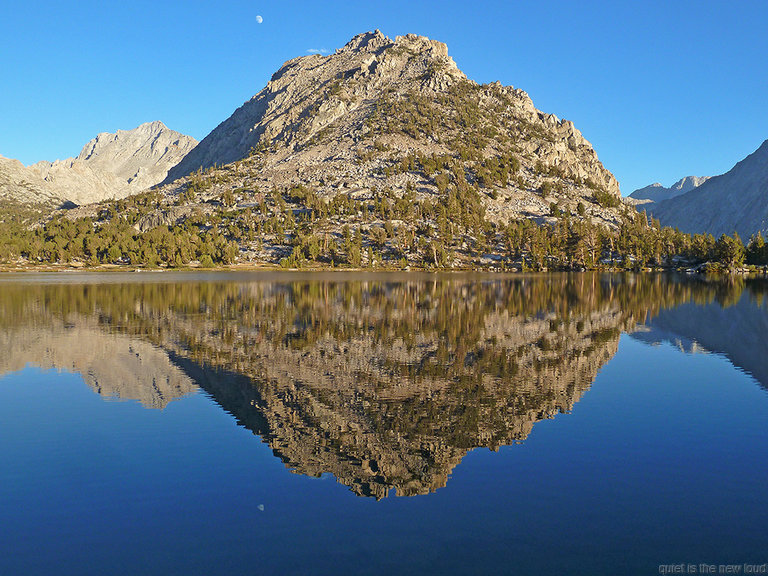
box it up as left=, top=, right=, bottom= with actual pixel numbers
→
left=0, top=272, right=765, bottom=498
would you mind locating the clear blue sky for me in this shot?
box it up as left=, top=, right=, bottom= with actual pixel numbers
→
left=1, top=0, right=766, bottom=194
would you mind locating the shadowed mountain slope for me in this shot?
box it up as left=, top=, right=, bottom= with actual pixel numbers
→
left=645, top=140, right=768, bottom=239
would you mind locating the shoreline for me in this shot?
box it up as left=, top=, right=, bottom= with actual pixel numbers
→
left=0, top=262, right=765, bottom=276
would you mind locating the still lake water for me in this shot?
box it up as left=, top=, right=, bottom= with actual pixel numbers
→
left=1, top=272, right=767, bottom=575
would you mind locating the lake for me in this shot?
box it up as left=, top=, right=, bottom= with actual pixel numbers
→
left=1, top=272, right=767, bottom=575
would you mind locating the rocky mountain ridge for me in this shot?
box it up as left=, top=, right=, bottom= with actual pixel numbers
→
left=630, top=175, right=710, bottom=204
left=0, top=121, right=196, bottom=207
left=0, top=154, right=63, bottom=206
left=5, top=32, right=675, bottom=272
left=160, top=30, right=626, bottom=230
left=644, top=139, right=768, bottom=239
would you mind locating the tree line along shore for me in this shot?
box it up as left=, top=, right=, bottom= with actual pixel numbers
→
left=0, top=185, right=766, bottom=273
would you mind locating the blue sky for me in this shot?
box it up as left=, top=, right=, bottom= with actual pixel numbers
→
left=1, top=0, right=766, bottom=194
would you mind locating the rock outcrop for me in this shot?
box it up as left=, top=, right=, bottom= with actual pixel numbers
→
left=0, top=121, right=197, bottom=207
left=0, top=154, right=62, bottom=206
left=166, top=31, right=467, bottom=179
left=642, top=140, right=768, bottom=238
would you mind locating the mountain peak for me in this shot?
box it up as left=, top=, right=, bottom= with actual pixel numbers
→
left=630, top=176, right=709, bottom=203
left=671, top=175, right=709, bottom=192
left=74, top=122, right=197, bottom=189
left=338, top=29, right=390, bottom=53
left=1, top=122, right=196, bottom=207
left=166, top=31, right=480, bottom=182
left=165, top=31, right=617, bottom=204
left=135, top=120, right=169, bottom=133
left=161, top=30, right=622, bottom=232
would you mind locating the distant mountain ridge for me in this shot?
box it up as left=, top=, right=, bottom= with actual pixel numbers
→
left=0, top=121, right=197, bottom=207
left=644, top=140, right=768, bottom=239
left=630, top=175, right=710, bottom=204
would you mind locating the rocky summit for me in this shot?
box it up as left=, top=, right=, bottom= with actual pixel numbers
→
left=0, top=121, right=196, bottom=207
left=162, top=30, right=625, bottom=229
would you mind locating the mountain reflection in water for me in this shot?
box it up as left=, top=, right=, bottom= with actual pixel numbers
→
left=1, top=272, right=766, bottom=498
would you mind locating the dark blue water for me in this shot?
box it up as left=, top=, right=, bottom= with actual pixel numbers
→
left=1, top=273, right=766, bottom=575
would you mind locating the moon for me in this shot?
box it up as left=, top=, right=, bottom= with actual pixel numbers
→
left=256, top=15, right=263, bottom=24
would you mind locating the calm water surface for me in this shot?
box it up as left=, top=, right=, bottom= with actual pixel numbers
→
left=1, top=272, right=767, bottom=575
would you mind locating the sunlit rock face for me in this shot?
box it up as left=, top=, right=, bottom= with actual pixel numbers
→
left=163, top=30, right=623, bottom=229
left=2, top=273, right=763, bottom=497
left=0, top=122, right=197, bottom=207
left=629, top=176, right=710, bottom=204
